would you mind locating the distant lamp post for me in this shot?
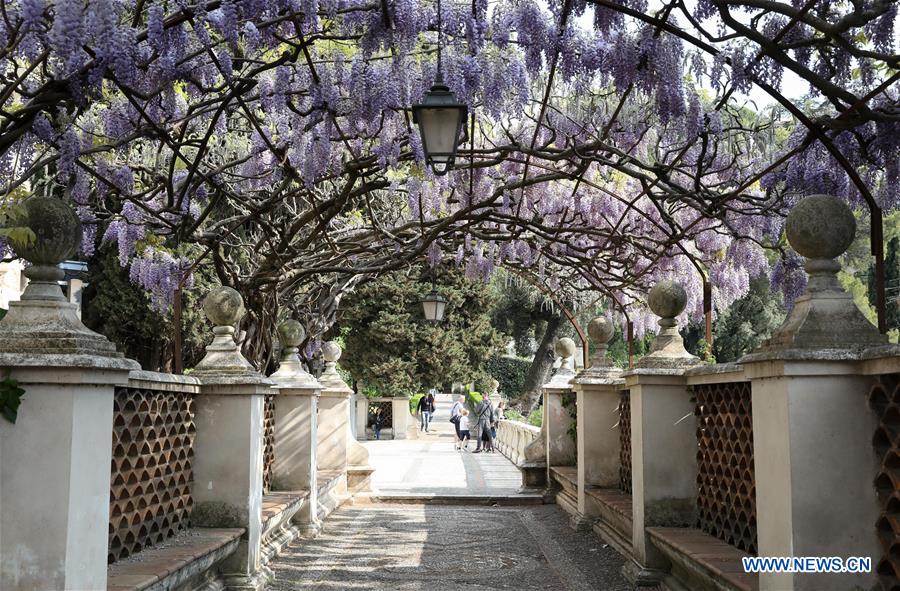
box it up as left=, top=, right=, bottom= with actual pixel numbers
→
left=411, top=0, right=468, bottom=176
left=421, top=288, right=447, bottom=323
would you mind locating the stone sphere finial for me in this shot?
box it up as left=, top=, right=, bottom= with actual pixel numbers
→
left=277, top=319, right=305, bottom=349
left=322, top=340, right=342, bottom=363
left=555, top=337, right=577, bottom=358
left=11, top=196, right=82, bottom=266
left=648, top=280, right=687, bottom=319
left=587, top=317, right=615, bottom=345
left=203, top=286, right=245, bottom=327
left=785, top=194, right=855, bottom=260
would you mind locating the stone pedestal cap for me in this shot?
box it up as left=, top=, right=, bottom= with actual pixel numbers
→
left=635, top=279, right=699, bottom=369
left=319, top=341, right=352, bottom=395
left=743, top=194, right=884, bottom=361
left=575, top=316, right=622, bottom=382
left=544, top=337, right=577, bottom=389
left=192, top=286, right=259, bottom=377
left=270, top=319, right=320, bottom=389
left=0, top=197, right=137, bottom=370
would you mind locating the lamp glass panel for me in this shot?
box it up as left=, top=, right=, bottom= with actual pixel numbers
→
left=422, top=299, right=439, bottom=321
left=418, top=107, right=462, bottom=155
left=433, top=299, right=447, bottom=321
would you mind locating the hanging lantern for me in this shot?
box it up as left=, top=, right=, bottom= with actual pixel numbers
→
left=421, top=288, right=447, bottom=322
left=412, top=76, right=468, bottom=176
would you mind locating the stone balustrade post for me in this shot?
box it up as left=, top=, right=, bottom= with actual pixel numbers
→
left=355, top=394, right=369, bottom=440
left=316, top=341, right=353, bottom=515
left=740, top=195, right=882, bottom=591
left=0, top=198, right=139, bottom=591
left=571, top=317, right=624, bottom=529
left=624, top=280, right=702, bottom=584
left=390, top=396, right=413, bottom=439
left=523, top=338, right=578, bottom=487
left=268, top=320, right=321, bottom=535
left=190, top=286, right=273, bottom=590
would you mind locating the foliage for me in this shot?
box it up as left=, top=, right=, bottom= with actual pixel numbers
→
left=0, top=0, right=895, bottom=367
left=0, top=374, right=23, bottom=423
left=339, top=265, right=504, bottom=398
left=711, top=276, right=787, bottom=362
left=562, top=392, right=577, bottom=457
left=484, top=355, right=531, bottom=401
left=868, top=236, right=900, bottom=334
left=0, top=376, right=25, bottom=424
left=504, top=407, right=543, bottom=427
left=81, top=246, right=213, bottom=371
left=409, top=393, right=425, bottom=415
left=607, top=328, right=655, bottom=368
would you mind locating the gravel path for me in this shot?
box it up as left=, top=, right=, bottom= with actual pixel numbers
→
left=269, top=503, right=633, bottom=590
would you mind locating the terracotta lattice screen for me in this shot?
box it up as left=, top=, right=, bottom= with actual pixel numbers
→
left=109, top=386, right=196, bottom=563
left=618, top=390, right=632, bottom=494
left=263, top=394, right=276, bottom=493
left=369, top=400, right=393, bottom=428
left=693, top=381, right=757, bottom=554
left=870, top=374, right=900, bottom=590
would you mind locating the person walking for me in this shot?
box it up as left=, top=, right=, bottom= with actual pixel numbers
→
left=449, top=394, right=465, bottom=448
left=372, top=408, right=385, bottom=440
left=472, top=396, right=495, bottom=453
left=417, top=391, right=436, bottom=432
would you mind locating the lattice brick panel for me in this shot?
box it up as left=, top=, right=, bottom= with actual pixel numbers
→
left=109, top=387, right=195, bottom=563
left=694, top=381, right=757, bottom=554
left=619, top=390, right=632, bottom=494
left=263, top=394, right=276, bottom=493
left=368, top=401, right=393, bottom=428
left=870, top=374, right=900, bottom=591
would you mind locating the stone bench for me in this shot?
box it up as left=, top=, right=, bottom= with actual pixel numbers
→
left=646, top=527, right=758, bottom=591
left=106, top=528, right=243, bottom=591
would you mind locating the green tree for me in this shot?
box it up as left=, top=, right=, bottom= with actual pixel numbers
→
left=81, top=246, right=213, bottom=371
left=709, top=276, right=786, bottom=362
left=337, top=265, right=503, bottom=397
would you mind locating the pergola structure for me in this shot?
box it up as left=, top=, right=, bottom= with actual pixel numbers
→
left=0, top=0, right=895, bottom=370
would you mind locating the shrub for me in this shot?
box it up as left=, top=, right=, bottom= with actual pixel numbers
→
left=409, top=393, right=424, bottom=414
left=504, top=409, right=526, bottom=423
left=527, top=408, right=542, bottom=427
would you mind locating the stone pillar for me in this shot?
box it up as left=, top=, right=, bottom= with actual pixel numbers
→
left=190, top=286, right=272, bottom=590
left=0, top=197, right=138, bottom=591
left=740, top=195, right=883, bottom=591
left=317, top=341, right=352, bottom=514
left=544, top=338, right=578, bottom=471
left=268, top=320, right=321, bottom=534
left=391, top=396, right=413, bottom=439
left=355, top=395, right=369, bottom=440
left=572, top=317, right=624, bottom=526
left=625, top=280, right=701, bottom=584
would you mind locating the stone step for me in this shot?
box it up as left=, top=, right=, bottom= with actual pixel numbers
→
left=354, top=491, right=552, bottom=506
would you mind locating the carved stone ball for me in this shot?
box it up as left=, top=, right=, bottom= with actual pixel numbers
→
left=555, top=337, right=577, bottom=358
left=785, top=194, right=855, bottom=260
left=12, top=196, right=82, bottom=265
left=587, top=317, right=615, bottom=345
left=203, top=286, right=245, bottom=326
left=648, top=279, right=687, bottom=319
left=277, top=319, right=305, bottom=349
left=322, top=340, right=342, bottom=363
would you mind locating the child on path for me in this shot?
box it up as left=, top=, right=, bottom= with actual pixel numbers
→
left=457, top=409, right=471, bottom=451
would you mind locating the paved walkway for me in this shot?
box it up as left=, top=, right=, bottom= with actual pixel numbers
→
left=268, top=503, right=633, bottom=590
left=364, top=394, right=523, bottom=497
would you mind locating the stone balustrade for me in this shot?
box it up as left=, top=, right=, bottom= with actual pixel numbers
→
left=495, top=419, right=541, bottom=466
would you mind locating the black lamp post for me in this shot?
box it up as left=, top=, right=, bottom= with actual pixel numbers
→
left=412, top=0, right=468, bottom=176
left=421, top=288, right=447, bottom=323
